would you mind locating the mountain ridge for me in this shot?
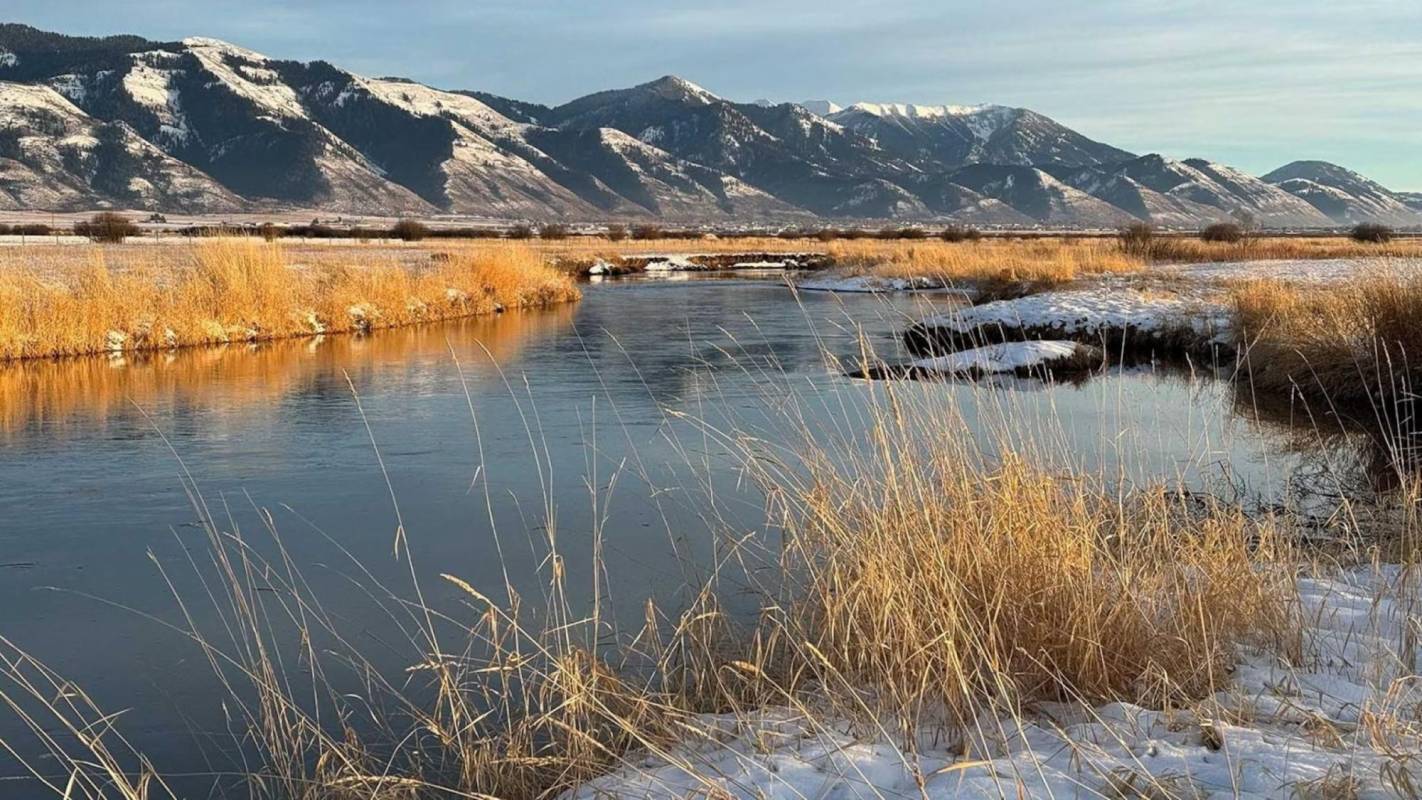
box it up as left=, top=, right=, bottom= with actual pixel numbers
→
left=0, top=24, right=1415, bottom=228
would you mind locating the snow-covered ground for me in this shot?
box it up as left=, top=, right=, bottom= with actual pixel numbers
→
left=918, top=286, right=1229, bottom=344
left=567, top=566, right=1422, bottom=799
left=1166, top=257, right=1418, bottom=286
left=792, top=274, right=958, bottom=294
left=910, top=340, right=1089, bottom=375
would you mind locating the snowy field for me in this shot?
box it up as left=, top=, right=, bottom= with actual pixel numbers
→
left=569, top=567, right=1422, bottom=799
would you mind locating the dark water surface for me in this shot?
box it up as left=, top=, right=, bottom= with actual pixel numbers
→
left=0, top=276, right=1311, bottom=794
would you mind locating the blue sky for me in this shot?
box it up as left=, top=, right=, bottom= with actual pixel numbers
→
left=10, top=1, right=1421, bottom=188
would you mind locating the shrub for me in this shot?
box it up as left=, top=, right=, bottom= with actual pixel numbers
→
left=390, top=219, right=429, bottom=242
left=940, top=226, right=982, bottom=243
left=15, top=224, right=51, bottom=236
left=257, top=222, right=281, bottom=242
left=1200, top=222, right=1246, bottom=243
left=879, top=226, right=926, bottom=240
left=630, top=224, right=664, bottom=240
left=540, top=223, right=569, bottom=240
left=1117, top=222, right=1155, bottom=257
left=74, top=212, right=140, bottom=243
left=839, top=228, right=868, bottom=240
left=605, top=223, right=627, bottom=242
left=506, top=224, right=535, bottom=240
left=1352, top=223, right=1394, bottom=244
left=815, top=228, right=840, bottom=242
left=0, top=224, right=10, bottom=236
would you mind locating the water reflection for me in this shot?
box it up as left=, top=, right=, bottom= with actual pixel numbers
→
left=0, top=304, right=577, bottom=439
left=1232, top=381, right=1422, bottom=499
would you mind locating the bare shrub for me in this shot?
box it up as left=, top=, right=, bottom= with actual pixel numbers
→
left=540, top=223, right=569, bottom=240
left=506, top=224, right=535, bottom=240
left=73, top=212, right=140, bottom=244
left=605, top=223, right=627, bottom=242
left=630, top=224, right=664, bottom=240
left=1200, top=222, right=1246, bottom=243
left=1352, top=223, right=1394, bottom=244
left=940, top=225, right=982, bottom=243
left=879, top=226, right=926, bottom=240
left=391, top=219, right=429, bottom=241
left=1117, top=221, right=1156, bottom=257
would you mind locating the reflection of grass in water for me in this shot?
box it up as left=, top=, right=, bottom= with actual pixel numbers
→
left=0, top=302, right=576, bottom=437
left=0, top=314, right=1371, bottom=800
left=0, top=239, right=579, bottom=361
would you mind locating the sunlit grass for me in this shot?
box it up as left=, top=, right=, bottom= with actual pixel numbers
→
left=0, top=239, right=579, bottom=361
left=1233, top=264, right=1422, bottom=405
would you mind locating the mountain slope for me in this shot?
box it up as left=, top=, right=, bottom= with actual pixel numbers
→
left=1263, top=161, right=1419, bottom=225
left=945, top=164, right=1134, bottom=225
left=826, top=103, right=1133, bottom=170
left=0, top=80, right=240, bottom=211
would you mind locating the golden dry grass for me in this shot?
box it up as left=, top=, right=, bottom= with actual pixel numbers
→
left=1145, top=235, right=1422, bottom=264
left=828, top=236, right=1422, bottom=291
left=827, top=237, right=1142, bottom=287
left=1233, top=266, right=1422, bottom=405
left=0, top=239, right=579, bottom=361
left=746, top=385, right=1298, bottom=722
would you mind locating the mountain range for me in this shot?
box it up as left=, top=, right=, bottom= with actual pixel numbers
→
left=0, top=23, right=1416, bottom=229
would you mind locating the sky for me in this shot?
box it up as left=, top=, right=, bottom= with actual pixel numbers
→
left=9, top=0, right=1422, bottom=189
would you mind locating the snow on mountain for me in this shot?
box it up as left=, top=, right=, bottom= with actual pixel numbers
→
left=1263, top=160, right=1420, bottom=225
left=0, top=81, right=239, bottom=211
left=121, top=51, right=191, bottom=147
left=181, top=37, right=308, bottom=121
left=0, top=23, right=1413, bottom=226
left=1081, top=155, right=1334, bottom=227
left=798, top=99, right=842, bottom=116
left=827, top=102, right=1132, bottom=170
left=946, top=164, right=1134, bottom=225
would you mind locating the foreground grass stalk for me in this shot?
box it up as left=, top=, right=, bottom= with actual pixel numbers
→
left=0, top=333, right=1309, bottom=799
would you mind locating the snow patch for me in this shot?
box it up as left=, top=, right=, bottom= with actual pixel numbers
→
left=567, top=566, right=1422, bottom=800
left=1167, top=257, right=1416, bottom=286
left=912, top=340, right=1084, bottom=374
left=921, top=287, right=1227, bottom=341
left=793, top=274, right=948, bottom=293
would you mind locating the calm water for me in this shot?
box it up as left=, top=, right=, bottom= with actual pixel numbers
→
left=0, top=276, right=1317, bottom=794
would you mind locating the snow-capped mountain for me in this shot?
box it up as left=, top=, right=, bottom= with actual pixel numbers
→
left=944, top=164, right=1135, bottom=225
left=825, top=102, right=1134, bottom=170
left=1042, top=155, right=1334, bottom=228
left=1263, top=161, right=1420, bottom=226
left=0, top=23, right=1415, bottom=228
